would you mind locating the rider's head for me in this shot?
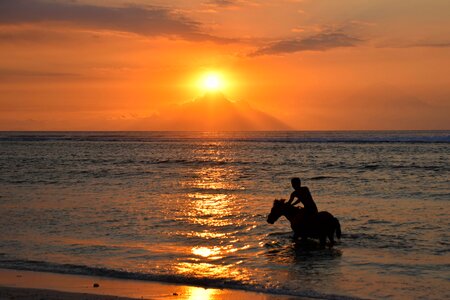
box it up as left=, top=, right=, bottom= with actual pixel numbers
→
left=291, top=177, right=301, bottom=190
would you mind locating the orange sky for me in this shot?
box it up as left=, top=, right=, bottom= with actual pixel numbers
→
left=0, top=0, right=449, bottom=130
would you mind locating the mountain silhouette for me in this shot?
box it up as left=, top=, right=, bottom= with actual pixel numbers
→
left=130, top=92, right=290, bottom=130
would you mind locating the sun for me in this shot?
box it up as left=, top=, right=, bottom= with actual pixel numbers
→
left=192, top=70, right=233, bottom=96
left=201, top=73, right=223, bottom=92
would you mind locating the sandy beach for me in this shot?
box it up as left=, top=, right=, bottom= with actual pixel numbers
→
left=0, top=268, right=304, bottom=300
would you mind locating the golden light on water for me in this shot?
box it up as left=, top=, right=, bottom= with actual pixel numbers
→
left=192, top=246, right=220, bottom=258
left=187, top=231, right=226, bottom=239
left=173, top=147, right=254, bottom=288
left=184, top=193, right=237, bottom=228
left=175, top=261, right=249, bottom=281
left=186, top=286, right=218, bottom=300
left=191, top=244, right=248, bottom=260
left=188, top=164, right=244, bottom=191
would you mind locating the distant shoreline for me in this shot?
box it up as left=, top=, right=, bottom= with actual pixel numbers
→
left=1, top=129, right=449, bottom=132
left=1, top=130, right=448, bottom=144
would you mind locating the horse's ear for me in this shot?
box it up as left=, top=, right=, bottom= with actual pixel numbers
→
left=273, top=199, right=286, bottom=205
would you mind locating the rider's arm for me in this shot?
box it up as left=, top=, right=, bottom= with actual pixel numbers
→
left=287, top=191, right=302, bottom=206
left=291, top=197, right=301, bottom=206
left=286, top=191, right=295, bottom=205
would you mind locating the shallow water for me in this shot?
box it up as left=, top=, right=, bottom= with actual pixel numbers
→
left=0, top=131, right=449, bottom=299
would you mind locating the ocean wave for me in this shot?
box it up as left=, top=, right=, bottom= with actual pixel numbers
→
left=0, top=259, right=363, bottom=300
left=309, top=176, right=338, bottom=180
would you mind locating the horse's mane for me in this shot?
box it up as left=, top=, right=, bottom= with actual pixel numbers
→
left=286, top=203, right=302, bottom=213
left=274, top=199, right=303, bottom=213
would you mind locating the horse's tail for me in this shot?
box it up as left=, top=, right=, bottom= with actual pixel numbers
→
left=334, top=217, right=341, bottom=239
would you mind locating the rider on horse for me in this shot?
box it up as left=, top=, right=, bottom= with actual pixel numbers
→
left=286, top=177, right=318, bottom=235
left=287, top=178, right=318, bottom=215
left=267, top=178, right=340, bottom=246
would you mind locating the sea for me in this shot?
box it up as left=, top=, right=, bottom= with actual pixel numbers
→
left=0, top=131, right=449, bottom=299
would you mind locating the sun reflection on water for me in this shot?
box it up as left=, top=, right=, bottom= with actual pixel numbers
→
left=191, top=244, right=249, bottom=260
left=192, top=246, right=221, bottom=258
left=187, top=231, right=227, bottom=239
left=174, top=148, right=254, bottom=285
left=185, top=165, right=244, bottom=191
left=185, top=286, right=218, bottom=300
left=175, top=261, right=250, bottom=282
left=185, top=193, right=235, bottom=227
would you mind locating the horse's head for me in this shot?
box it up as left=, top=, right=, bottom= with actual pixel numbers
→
left=267, top=199, right=287, bottom=224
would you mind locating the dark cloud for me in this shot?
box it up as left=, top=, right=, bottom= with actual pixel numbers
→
left=0, top=26, right=72, bottom=43
left=375, top=40, right=450, bottom=49
left=0, top=69, right=79, bottom=78
left=0, top=0, right=226, bottom=42
left=251, top=32, right=361, bottom=56
left=0, top=68, right=80, bottom=80
left=207, top=0, right=238, bottom=7
left=412, top=42, right=450, bottom=48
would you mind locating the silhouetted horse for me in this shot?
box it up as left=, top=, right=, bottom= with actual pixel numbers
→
left=267, top=199, right=341, bottom=247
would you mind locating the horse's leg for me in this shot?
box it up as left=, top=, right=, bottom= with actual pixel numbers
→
left=327, top=231, right=335, bottom=248
left=319, top=235, right=326, bottom=248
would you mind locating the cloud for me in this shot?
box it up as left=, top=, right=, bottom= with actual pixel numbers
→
left=207, top=0, right=238, bottom=7
left=0, top=68, right=79, bottom=79
left=0, top=25, right=74, bottom=43
left=251, top=32, right=361, bottom=56
left=0, top=0, right=226, bottom=42
left=411, top=42, right=450, bottom=48
left=374, top=40, right=450, bottom=49
left=205, top=0, right=252, bottom=9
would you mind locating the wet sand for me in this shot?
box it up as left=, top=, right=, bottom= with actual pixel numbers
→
left=0, top=268, right=304, bottom=300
